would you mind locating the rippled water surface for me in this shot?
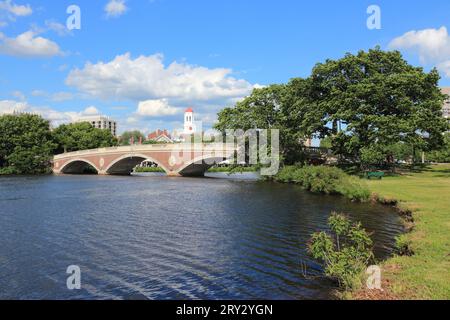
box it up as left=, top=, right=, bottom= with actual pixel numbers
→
left=0, top=174, right=404, bottom=299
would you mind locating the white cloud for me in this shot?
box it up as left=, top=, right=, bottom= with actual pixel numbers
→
left=0, top=30, right=61, bottom=57
left=0, top=100, right=103, bottom=127
left=136, top=99, right=180, bottom=117
left=389, top=26, right=450, bottom=62
left=82, top=106, right=100, bottom=115
left=45, top=20, right=71, bottom=37
left=438, top=60, right=450, bottom=78
left=66, top=53, right=255, bottom=104
left=105, top=0, right=127, bottom=18
left=389, top=26, right=450, bottom=78
left=0, top=100, right=75, bottom=126
left=0, top=0, right=32, bottom=17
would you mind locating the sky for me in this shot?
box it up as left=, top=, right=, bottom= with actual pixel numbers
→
left=0, top=0, right=449, bottom=135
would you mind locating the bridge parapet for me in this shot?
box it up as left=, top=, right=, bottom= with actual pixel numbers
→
left=53, top=143, right=237, bottom=177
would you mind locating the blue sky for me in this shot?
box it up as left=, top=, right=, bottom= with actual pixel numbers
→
left=1, top=0, right=449, bottom=134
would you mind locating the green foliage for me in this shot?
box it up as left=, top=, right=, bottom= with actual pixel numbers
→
left=120, top=130, right=146, bottom=146
left=52, top=122, right=118, bottom=153
left=319, top=136, right=332, bottom=149
left=207, top=165, right=258, bottom=173
left=360, top=146, right=386, bottom=165
left=214, top=48, right=448, bottom=167
left=273, top=165, right=370, bottom=201
left=308, top=213, right=374, bottom=289
left=143, top=140, right=168, bottom=145
left=427, top=133, right=450, bottom=163
left=306, top=47, right=448, bottom=163
left=133, top=166, right=165, bottom=173
left=0, top=114, right=55, bottom=174
left=214, top=84, right=310, bottom=165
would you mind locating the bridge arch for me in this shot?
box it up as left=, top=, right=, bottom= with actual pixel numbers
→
left=105, top=153, right=169, bottom=175
left=177, top=155, right=227, bottom=177
left=59, top=158, right=99, bottom=174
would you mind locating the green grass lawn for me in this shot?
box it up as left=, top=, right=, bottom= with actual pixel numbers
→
left=367, top=164, right=450, bottom=299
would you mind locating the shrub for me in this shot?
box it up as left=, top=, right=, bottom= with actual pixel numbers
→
left=134, top=166, right=165, bottom=173
left=273, top=165, right=370, bottom=201
left=308, top=213, right=374, bottom=289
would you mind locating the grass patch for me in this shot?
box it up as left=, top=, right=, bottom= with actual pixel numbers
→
left=364, top=164, right=450, bottom=299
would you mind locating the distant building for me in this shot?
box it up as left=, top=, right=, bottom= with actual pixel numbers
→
left=76, top=115, right=117, bottom=137
left=441, top=88, right=450, bottom=133
left=147, top=129, right=173, bottom=143
left=442, top=87, right=450, bottom=121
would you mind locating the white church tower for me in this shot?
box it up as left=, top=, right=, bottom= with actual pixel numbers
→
left=183, top=107, right=196, bottom=135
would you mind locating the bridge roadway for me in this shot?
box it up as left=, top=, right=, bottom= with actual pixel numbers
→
left=53, top=143, right=236, bottom=177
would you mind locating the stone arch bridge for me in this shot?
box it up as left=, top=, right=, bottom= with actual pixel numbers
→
left=53, top=143, right=236, bottom=177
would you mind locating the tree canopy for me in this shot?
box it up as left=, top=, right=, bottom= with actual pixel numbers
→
left=52, top=122, right=118, bottom=154
left=119, top=130, right=146, bottom=145
left=0, top=114, right=55, bottom=174
left=215, top=48, right=449, bottom=166
left=305, top=47, right=448, bottom=164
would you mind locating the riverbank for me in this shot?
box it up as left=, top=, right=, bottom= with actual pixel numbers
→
left=353, top=164, right=450, bottom=300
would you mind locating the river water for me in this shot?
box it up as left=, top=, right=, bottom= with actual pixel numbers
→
left=0, top=173, right=404, bottom=300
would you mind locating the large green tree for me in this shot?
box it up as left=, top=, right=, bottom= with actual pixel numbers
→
left=214, top=84, right=311, bottom=164
left=0, top=114, right=55, bottom=174
left=53, top=122, right=118, bottom=153
left=305, top=47, right=448, bottom=164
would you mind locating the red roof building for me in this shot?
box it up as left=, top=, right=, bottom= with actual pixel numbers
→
left=147, top=129, right=173, bottom=143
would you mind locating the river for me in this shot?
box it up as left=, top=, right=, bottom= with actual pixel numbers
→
left=0, top=173, right=404, bottom=300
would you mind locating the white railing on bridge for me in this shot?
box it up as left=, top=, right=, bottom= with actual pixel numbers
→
left=54, top=143, right=237, bottom=160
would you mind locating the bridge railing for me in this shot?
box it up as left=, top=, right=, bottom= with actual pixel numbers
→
left=53, top=143, right=237, bottom=159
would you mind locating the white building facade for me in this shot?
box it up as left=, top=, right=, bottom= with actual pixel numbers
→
left=76, top=115, right=118, bottom=137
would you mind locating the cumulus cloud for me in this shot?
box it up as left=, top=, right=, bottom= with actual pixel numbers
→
left=105, top=0, right=127, bottom=18
left=82, top=106, right=100, bottom=115
left=66, top=53, right=255, bottom=104
left=0, top=30, right=61, bottom=57
left=0, top=0, right=32, bottom=17
left=0, top=100, right=101, bottom=127
left=389, top=26, right=450, bottom=77
left=136, top=99, right=180, bottom=117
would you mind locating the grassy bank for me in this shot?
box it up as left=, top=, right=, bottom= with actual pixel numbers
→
left=272, top=166, right=371, bottom=202
left=357, top=164, right=450, bottom=299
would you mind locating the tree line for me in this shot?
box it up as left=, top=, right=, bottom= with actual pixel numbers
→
left=0, top=116, right=117, bottom=175
left=214, top=47, right=449, bottom=167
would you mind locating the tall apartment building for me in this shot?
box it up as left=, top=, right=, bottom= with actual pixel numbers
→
left=76, top=115, right=117, bottom=137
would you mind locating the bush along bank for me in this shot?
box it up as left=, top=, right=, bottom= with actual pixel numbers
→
left=270, top=165, right=371, bottom=202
